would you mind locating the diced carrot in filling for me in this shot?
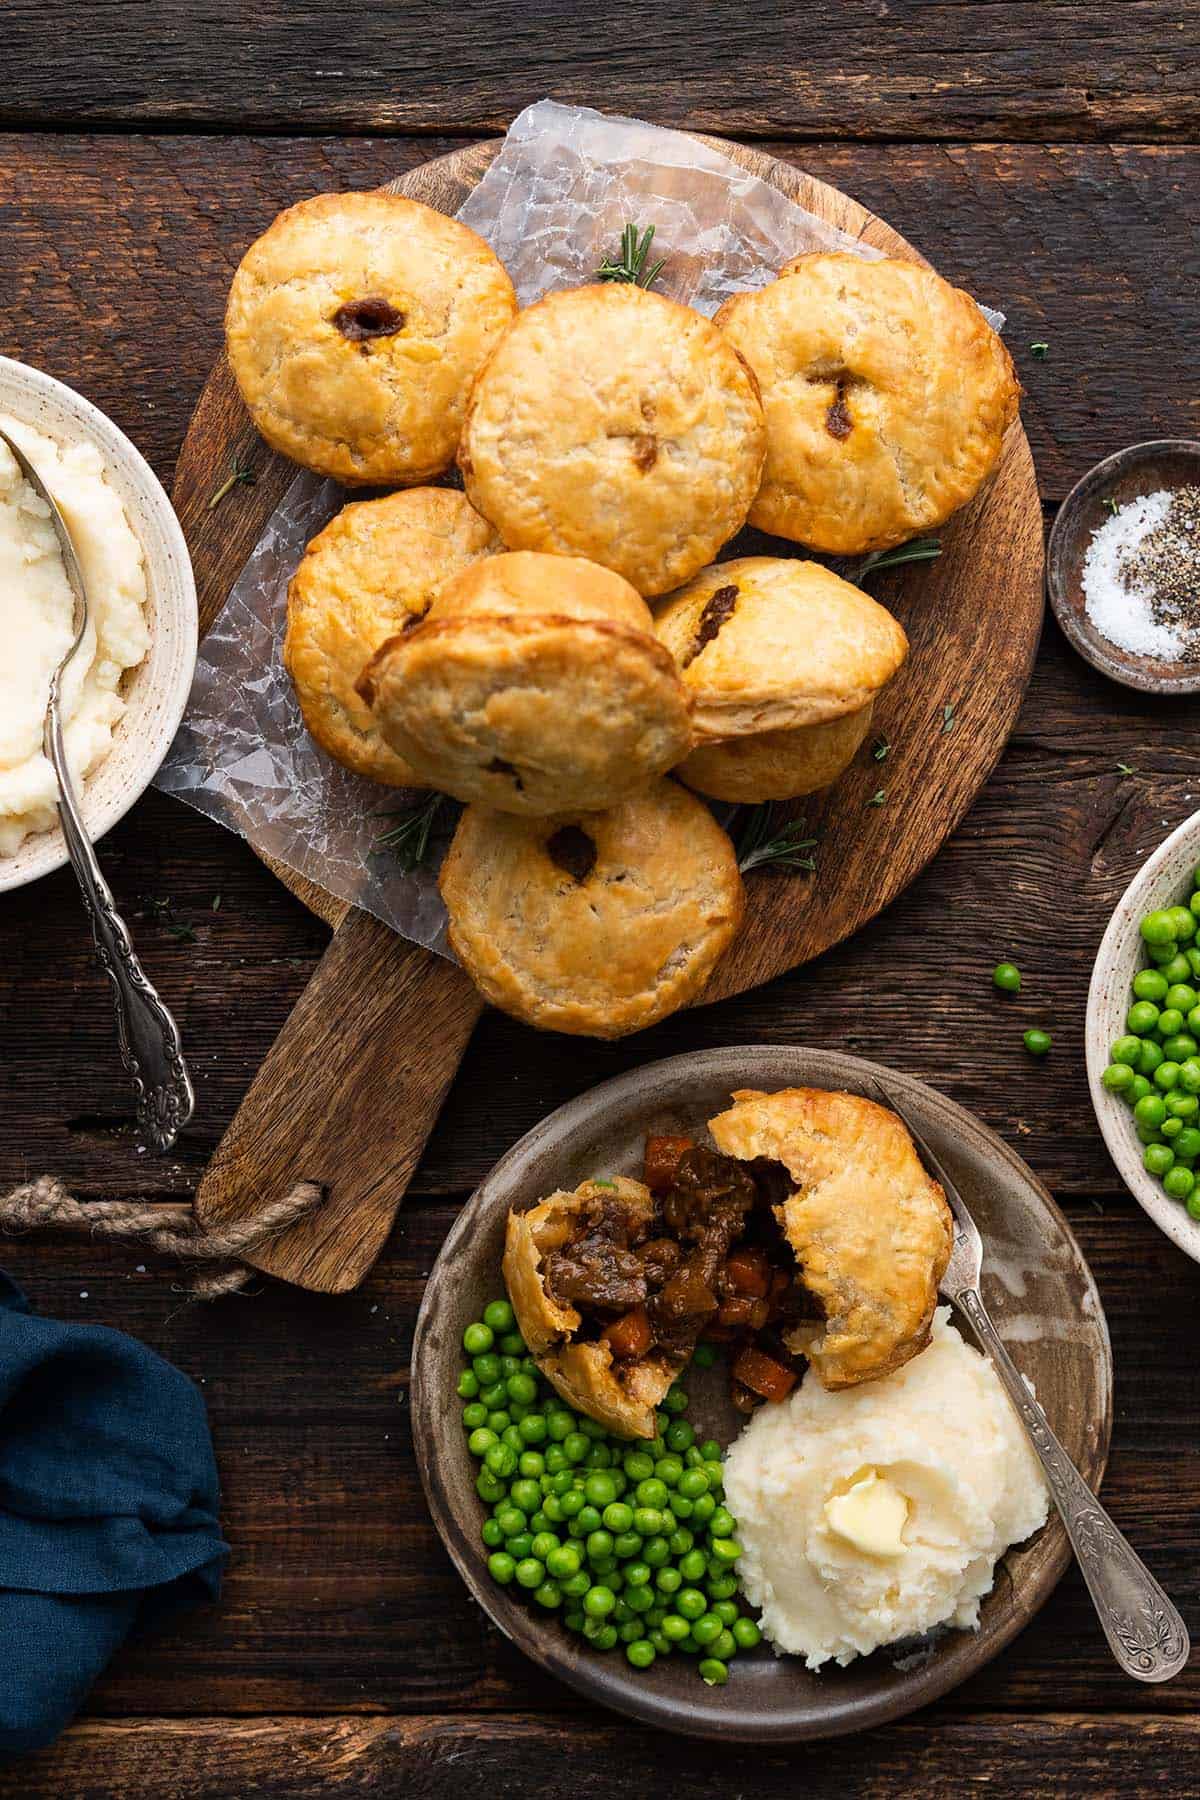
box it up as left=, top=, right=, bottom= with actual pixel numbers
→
left=733, top=1345, right=799, bottom=1403
left=643, top=1135, right=695, bottom=1194
left=723, top=1246, right=771, bottom=1298
left=718, top=1296, right=770, bottom=1331
left=602, top=1305, right=653, bottom=1360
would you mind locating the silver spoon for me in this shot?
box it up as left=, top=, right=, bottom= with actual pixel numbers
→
left=3, top=427, right=195, bottom=1153
left=872, top=1075, right=1190, bottom=1684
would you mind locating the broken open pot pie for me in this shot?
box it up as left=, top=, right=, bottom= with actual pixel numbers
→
left=503, top=1086, right=953, bottom=1436
left=653, top=555, right=909, bottom=803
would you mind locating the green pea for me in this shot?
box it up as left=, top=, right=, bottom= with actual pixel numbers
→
left=677, top=1588, right=707, bottom=1621
left=487, top=1551, right=516, bottom=1584
left=467, top=1427, right=497, bottom=1458
left=472, top=1353, right=501, bottom=1386
left=463, top=1321, right=494, bottom=1356
left=655, top=1565, right=683, bottom=1594
left=506, top=1532, right=533, bottom=1560
left=1168, top=906, right=1197, bottom=941
left=534, top=1580, right=562, bottom=1610
left=1128, top=1001, right=1161, bottom=1035
left=585, top=1529, right=614, bottom=1561
left=668, top=1527, right=694, bottom=1555
left=661, top=1613, right=691, bottom=1642
left=1129, top=1075, right=1154, bottom=1103
left=499, top=1332, right=526, bottom=1357
left=679, top=1548, right=707, bottom=1582
left=706, top=1572, right=740, bottom=1600
left=1165, top=1035, right=1198, bottom=1063
left=677, top=1468, right=710, bottom=1500
left=699, top=1658, right=729, bottom=1686
left=1133, top=969, right=1170, bottom=1003
left=732, top=1616, right=762, bottom=1649
left=515, top=1557, right=545, bottom=1589
left=546, top=1412, right=572, bottom=1442
left=642, top=1535, right=671, bottom=1568
left=1138, top=1039, right=1165, bottom=1074
left=501, top=1426, right=523, bottom=1452
left=623, top=1561, right=652, bottom=1588
left=505, top=1372, right=538, bottom=1406
left=1155, top=1061, right=1182, bottom=1091
left=584, top=1443, right=612, bottom=1470
left=1188, top=1192, right=1200, bottom=1221
left=625, top=1584, right=655, bottom=1614
left=584, top=1471, right=617, bottom=1508
left=481, top=1518, right=504, bottom=1548
left=1147, top=941, right=1180, bottom=966
left=612, top=1531, right=640, bottom=1559
left=625, top=1638, right=655, bottom=1669
left=486, top=1411, right=510, bottom=1434
left=598, top=1500, right=630, bottom=1534
left=1136, top=1121, right=1163, bottom=1145
left=1141, top=909, right=1178, bottom=945
left=562, top=1570, right=592, bottom=1599
left=663, top=1386, right=689, bottom=1415
left=563, top=1433, right=589, bottom=1464
left=1023, top=1029, right=1052, bottom=1058
left=510, top=1478, right=541, bottom=1514
left=1167, top=984, right=1198, bottom=1014
left=1166, top=1165, right=1197, bottom=1200
left=485, top=1442, right=518, bottom=1480
left=1157, top=1009, right=1186, bottom=1040
left=1162, top=1116, right=1184, bottom=1139
left=691, top=1342, right=717, bottom=1368
left=1134, top=1093, right=1168, bottom=1129
left=691, top=1492, right=716, bottom=1524
left=1171, top=1055, right=1198, bottom=1093
left=1188, top=946, right=1200, bottom=977
left=1110, top=1034, right=1144, bottom=1066
left=1145, top=1143, right=1176, bottom=1176
left=1174, top=1126, right=1200, bottom=1161
left=636, top=1478, right=669, bottom=1509
left=656, top=1457, right=684, bottom=1489
left=710, top=1535, right=742, bottom=1564
left=623, top=1450, right=655, bottom=1482
left=689, top=1612, right=722, bottom=1647
left=483, top=1299, right=515, bottom=1334
left=476, top=1470, right=507, bottom=1503
left=992, top=961, right=1021, bottom=993
left=518, top=1414, right=547, bottom=1445
left=458, top=1369, right=480, bottom=1399
left=665, top=1419, right=695, bottom=1453
left=711, top=1599, right=739, bottom=1626
left=1101, top=1063, right=1135, bottom=1092
left=709, top=1507, right=735, bottom=1538
left=1187, top=1007, right=1200, bottom=1037
left=519, top=1453, right=545, bottom=1481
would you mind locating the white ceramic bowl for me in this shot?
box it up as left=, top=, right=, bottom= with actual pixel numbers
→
left=0, top=356, right=197, bottom=892
left=1086, top=809, right=1200, bottom=1262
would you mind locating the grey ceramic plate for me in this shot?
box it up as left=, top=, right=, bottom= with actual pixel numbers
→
left=411, top=1047, right=1112, bottom=1742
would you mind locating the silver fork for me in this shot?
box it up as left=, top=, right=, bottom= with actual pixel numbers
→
left=3, top=428, right=195, bottom=1153
left=871, top=1076, right=1189, bottom=1683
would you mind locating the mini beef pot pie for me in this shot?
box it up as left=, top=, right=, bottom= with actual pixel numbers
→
left=283, top=487, right=500, bottom=785
left=715, top=252, right=1020, bottom=555
left=503, top=1177, right=685, bottom=1438
left=438, top=779, right=743, bottom=1038
left=358, top=551, right=692, bottom=814
left=708, top=1088, right=954, bottom=1390
left=654, top=556, right=909, bottom=803
left=501, top=1087, right=953, bottom=1437
left=459, top=284, right=766, bottom=596
left=225, top=192, right=517, bottom=485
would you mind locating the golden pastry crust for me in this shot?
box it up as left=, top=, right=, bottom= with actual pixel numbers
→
left=708, top=1087, right=953, bottom=1389
left=655, top=556, right=908, bottom=736
left=677, top=705, right=875, bottom=804
left=654, top=555, right=906, bottom=802
left=715, top=253, right=1020, bottom=554
left=459, top=284, right=766, bottom=596
left=283, top=487, right=500, bottom=784
left=225, top=191, right=517, bottom=484
left=502, top=1177, right=680, bottom=1438
left=439, top=780, right=744, bottom=1038
left=358, top=552, right=692, bottom=814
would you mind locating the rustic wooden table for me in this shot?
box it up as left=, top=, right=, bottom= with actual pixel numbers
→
left=2, top=6, right=1199, bottom=1794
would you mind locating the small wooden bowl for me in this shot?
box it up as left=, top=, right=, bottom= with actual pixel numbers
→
left=1047, top=439, right=1200, bottom=693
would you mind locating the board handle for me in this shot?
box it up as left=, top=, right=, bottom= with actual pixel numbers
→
left=194, top=909, right=483, bottom=1291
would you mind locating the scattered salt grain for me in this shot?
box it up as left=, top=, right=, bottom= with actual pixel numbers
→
left=1082, top=486, right=1200, bottom=661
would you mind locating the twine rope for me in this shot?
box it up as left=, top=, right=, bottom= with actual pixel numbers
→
left=0, top=1176, right=324, bottom=1300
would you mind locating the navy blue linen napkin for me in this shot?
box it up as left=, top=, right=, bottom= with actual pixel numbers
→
left=0, top=1272, right=229, bottom=1760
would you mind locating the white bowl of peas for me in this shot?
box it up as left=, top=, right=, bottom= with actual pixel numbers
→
left=1088, top=810, right=1200, bottom=1261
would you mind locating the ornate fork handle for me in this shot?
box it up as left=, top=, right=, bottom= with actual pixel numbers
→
left=49, top=708, right=194, bottom=1154
left=957, top=1287, right=1190, bottom=1683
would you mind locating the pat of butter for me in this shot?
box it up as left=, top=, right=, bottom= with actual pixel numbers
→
left=824, top=1471, right=908, bottom=1557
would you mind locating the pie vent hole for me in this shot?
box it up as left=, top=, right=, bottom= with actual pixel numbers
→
left=333, top=297, right=407, bottom=340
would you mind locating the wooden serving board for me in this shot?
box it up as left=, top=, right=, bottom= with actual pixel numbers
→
left=172, top=136, right=1044, bottom=1293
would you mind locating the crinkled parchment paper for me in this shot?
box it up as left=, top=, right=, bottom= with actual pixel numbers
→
left=156, top=100, right=995, bottom=954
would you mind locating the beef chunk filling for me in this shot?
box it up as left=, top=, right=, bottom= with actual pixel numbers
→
left=684, top=584, right=739, bottom=667
left=543, top=1198, right=647, bottom=1313
left=546, top=825, right=597, bottom=883
left=333, top=297, right=406, bottom=340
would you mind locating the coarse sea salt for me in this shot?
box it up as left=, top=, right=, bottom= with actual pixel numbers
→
left=1082, top=490, right=1182, bottom=659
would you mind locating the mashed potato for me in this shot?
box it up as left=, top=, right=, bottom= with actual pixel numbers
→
left=0, top=414, right=148, bottom=856
left=723, top=1308, right=1049, bottom=1669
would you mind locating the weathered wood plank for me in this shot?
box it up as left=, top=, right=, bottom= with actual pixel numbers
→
left=4, top=2, right=1200, bottom=140
left=4, top=1712, right=1198, bottom=1800
left=0, top=1205, right=1194, bottom=1720
left=0, top=136, right=1196, bottom=503
left=5, top=619, right=1200, bottom=1201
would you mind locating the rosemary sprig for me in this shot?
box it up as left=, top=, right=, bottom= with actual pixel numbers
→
left=872, top=736, right=891, bottom=762
left=372, top=793, right=446, bottom=873
left=1117, top=761, right=1136, bottom=776
left=852, top=537, right=942, bottom=585
left=736, top=805, right=819, bottom=875
left=1029, top=341, right=1049, bottom=359
left=942, top=702, right=957, bottom=734
left=1102, top=496, right=1120, bottom=517
left=866, top=789, right=887, bottom=808
left=208, top=454, right=257, bottom=511
left=597, top=222, right=667, bottom=291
